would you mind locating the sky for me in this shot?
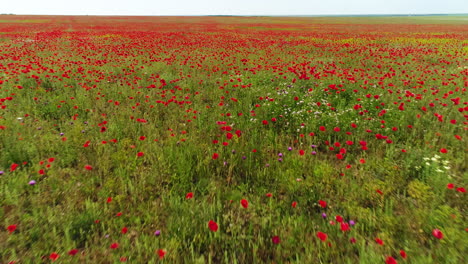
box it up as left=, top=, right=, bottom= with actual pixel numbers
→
left=1, top=0, right=468, bottom=16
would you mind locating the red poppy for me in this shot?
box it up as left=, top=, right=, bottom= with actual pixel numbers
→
left=266, top=193, right=272, bottom=197
left=158, top=249, right=166, bottom=259
left=440, top=148, right=447, bottom=153
left=291, top=201, right=297, bottom=208
left=432, top=229, right=443, bottom=239
left=335, top=215, right=343, bottom=223
left=212, top=153, right=219, bottom=160
left=10, top=163, right=19, bottom=172
left=49, top=252, right=59, bottom=261
left=457, top=187, right=466, bottom=193
left=316, top=231, right=327, bottom=241
left=299, top=149, right=305, bottom=156
left=318, top=200, right=327, bottom=208
left=84, top=165, right=93, bottom=170
left=121, top=227, right=128, bottom=234
left=68, top=249, right=79, bottom=256
left=186, top=192, right=194, bottom=199
left=375, top=238, right=384, bottom=245
left=385, top=256, right=397, bottom=264
left=137, top=152, right=144, bottom=157
left=241, top=199, right=249, bottom=208
left=340, top=222, right=350, bottom=232
left=447, top=183, right=454, bottom=189
left=399, top=250, right=407, bottom=259
left=208, top=220, right=218, bottom=232
left=7, top=224, right=17, bottom=234
left=272, top=236, right=281, bottom=244
left=110, top=243, right=119, bottom=249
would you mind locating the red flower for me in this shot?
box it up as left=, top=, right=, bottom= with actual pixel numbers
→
left=335, top=215, right=343, bottom=223
left=318, top=200, right=327, bottom=208
left=266, top=193, right=272, bottom=197
left=272, top=236, right=281, bottom=244
left=48, top=157, right=55, bottom=163
left=212, top=153, right=219, bottom=160
left=385, top=256, right=398, bottom=264
left=158, top=249, right=166, bottom=259
left=456, top=187, right=466, bottom=193
left=7, top=224, right=17, bottom=234
left=316, top=231, right=327, bottom=241
left=208, top=220, right=218, bottom=232
left=299, top=149, right=305, bottom=156
left=186, top=192, right=194, bottom=199
left=107, top=197, right=112, bottom=203
left=110, top=243, right=119, bottom=249
left=291, top=201, right=297, bottom=208
left=432, top=229, right=443, bottom=239
left=447, top=183, right=454, bottom=189
left=139, top=136, right=146, bottom=141
left=400, top=250, right=407, bottom=259
left=375, top=238, right=384, bottom=245
left=137, top=152, right=144, bottom=157
left=84, top=165, right=93, bottom=170
left=241, top=199, right=249, bottom=209
left=10, top=163, right=19, bottom=172
left=121, top=227, right=128, bottom=234
left=49, top=252, right=59, bottom=261
left=68, top=249, right=79, bottom=256
left=340, top=222, right=350, bottom=232
left=440, top=148, right=447, bottom=153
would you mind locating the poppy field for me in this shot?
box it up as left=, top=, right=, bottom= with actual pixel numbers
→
left=0, top=15, right=467, bottom=263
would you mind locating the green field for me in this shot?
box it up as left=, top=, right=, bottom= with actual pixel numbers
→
left=0, top=15, right=467, bottom=263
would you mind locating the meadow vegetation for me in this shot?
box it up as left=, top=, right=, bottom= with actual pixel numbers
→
left=0, top=15, right=467, bottom=263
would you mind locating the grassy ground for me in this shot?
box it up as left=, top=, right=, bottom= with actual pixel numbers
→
left=0, top=15, right=467, bottom=263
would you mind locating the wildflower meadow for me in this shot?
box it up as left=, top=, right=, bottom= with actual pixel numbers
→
left=0, top=15, right=467, bottom=263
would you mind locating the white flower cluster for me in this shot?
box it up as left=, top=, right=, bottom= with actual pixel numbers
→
left=415, top=154, right=450, bottom=173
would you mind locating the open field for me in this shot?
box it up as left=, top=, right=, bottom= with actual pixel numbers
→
left=0, top=15, right=467, bottom=263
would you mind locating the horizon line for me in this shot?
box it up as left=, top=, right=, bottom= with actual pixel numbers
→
left=1, top=13, right=468, bottom=17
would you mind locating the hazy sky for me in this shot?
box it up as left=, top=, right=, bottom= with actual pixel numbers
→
left=2, top=0, right=467, bottom=16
